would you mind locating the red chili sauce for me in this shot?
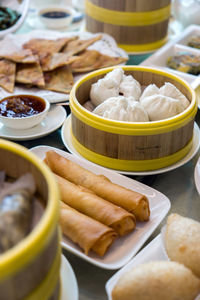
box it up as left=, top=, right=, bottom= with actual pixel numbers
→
left=0, top=95, right=46, bottom=118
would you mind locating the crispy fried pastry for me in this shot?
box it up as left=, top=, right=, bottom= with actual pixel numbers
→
left=23, top=37, right=77, bottom=55
left=39, top=52, right=79, bottom=71
left=60, top=202, right=117, bottom=256
left=43, top=65, right=74, bottom=93
left=71, top=50, right=127, bottom=73
left=62, top=35, right=102, bottom=56
left=0, top=59, right=16, bottom=92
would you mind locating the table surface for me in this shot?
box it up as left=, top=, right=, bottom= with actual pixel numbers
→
left=5, top=8, right=200, bottom=300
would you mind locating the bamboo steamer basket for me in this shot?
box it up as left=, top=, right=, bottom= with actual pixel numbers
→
left=69, top=66, right=197, bottom=172
left=85, top=0, right=171, bottom=53
left=0, top=139, right=61, bottom=300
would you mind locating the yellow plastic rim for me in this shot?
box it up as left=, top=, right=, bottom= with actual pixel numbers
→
left=25, top=247, right=61, bottom=300
left=70, top=66, right=197, bottom=136
left=85, top=0, right=171, bottom=26
left=71, top=129, right=193, bottom=171
left=0, top=139, right=60, bottom=280
left=118, top=37, right=168, bottom=52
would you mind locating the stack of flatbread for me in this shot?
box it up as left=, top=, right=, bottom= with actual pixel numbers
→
left=0, top=34, right=128, bottom=94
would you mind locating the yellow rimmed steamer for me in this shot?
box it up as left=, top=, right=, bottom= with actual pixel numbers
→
left=69, top=66, right=197, bottom=172
left=0, top=140, right=61, bottom=300
left=85, top=0, right=171, bottom=53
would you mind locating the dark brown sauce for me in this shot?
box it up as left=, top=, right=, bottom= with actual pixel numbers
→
left=41, top=11, right=70, bottom=19
left=0, top=95, right=46, bottom=118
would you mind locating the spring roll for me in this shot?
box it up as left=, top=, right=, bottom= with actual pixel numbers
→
left=55, top=174, right=136, bottom=236
left=45, top=151, right=150, bottom=221
left=60, top=202, right=117, bottom=256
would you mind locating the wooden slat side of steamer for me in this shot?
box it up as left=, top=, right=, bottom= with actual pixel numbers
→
left=85, top=0, right=171, bottom=52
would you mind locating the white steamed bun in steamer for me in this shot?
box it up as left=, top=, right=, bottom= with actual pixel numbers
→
left=140, top=83, right=160, bottom=100
left=90, top=68, right=124, bottom=107
left=90, top=68, right=142, bottom=106
left=112, top=261, right=200, bottom=300
left=159, top=82, right=190, bottom=109
left=140, top=82, right=190, bottom=120
left=140, top=94, right=185, bottom=121
left=119, top=74, right=141, bottom=100
left=93, top=96, right=149, bottom=122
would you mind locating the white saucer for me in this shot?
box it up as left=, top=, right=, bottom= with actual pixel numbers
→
left=61, top=115, right=200, bottom=176
left=60, top=254, right=78, bottom=300
left=0, top=105, right=66, bottom=141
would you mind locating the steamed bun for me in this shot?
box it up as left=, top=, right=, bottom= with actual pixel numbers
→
left=140, top=84, right=160, bottom=100
left=160, top=82, right=190, bottom=109
left=119, top=75, right=141, bottom=100
left=93, top=96, right=149, bottom=122
left=140, top=82, right=190, bottom=111
left=112, top=261, right=200, bottom=300
left=165, top=213, right=200, bottom=278
left=90, top=68, right=124, bottom=107
left=140, top=94, right=185, bottom=121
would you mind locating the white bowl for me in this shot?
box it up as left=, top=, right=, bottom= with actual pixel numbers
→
left=0, top=94, right=50, bottom=130
left=0, top=0, right=30, bottom=39
left=38, top=5, right=74, bottom=29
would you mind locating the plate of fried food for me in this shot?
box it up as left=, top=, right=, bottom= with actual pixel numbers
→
left=0, top=29, right=128, bottom=103
left=30, top=145, right=171, bottom=269
left=106, top=213, right=200, bottom=300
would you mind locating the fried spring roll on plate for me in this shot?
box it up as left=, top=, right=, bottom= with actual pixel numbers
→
left=60, top=202, right=117, bottom=256
left=45, top=151, right=150, bottom=221
left=55, top=174, right=136, bottom=236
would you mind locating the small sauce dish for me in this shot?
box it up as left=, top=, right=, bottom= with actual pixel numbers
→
left=0, top=94, right=50, bottom=130
left=38, top=5, right=74, bottom=29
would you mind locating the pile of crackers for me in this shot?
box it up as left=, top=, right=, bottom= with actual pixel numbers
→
left=0, top=35, right=127, bottom=94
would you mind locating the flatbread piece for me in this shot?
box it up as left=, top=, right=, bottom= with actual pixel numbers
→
left=62, top=35, right=102, bottom=56
left=39, top=52, right=79, bottom=71
left=43, top=66, right=74, bottom=93
left=0, top=49, right=38, bottom=64
left=23, top=37, right=78, bottom=55
left=0, top=59, right=16, bottom=93
left=70, top=50, right=127, bottom=73
left=16, top=57, right=45, bottom=87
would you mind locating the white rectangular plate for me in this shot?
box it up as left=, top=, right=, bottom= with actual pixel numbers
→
left=141, top=24, right=200, bottom=88
left=106, top=233, right=200, bottom=300
left=30, top=145, right=171, bottom=269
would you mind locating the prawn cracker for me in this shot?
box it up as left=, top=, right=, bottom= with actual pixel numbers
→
left=23, top=37, right=78, bottom=55
left=0, top=59, right=16, bottom=93
left=39, top=52, right=79, bottom=71
left=62, top=34, right=102, bottom=56
left=16, top=58, right=45, bottom=87
left=43, top=66, right=74, bottom=93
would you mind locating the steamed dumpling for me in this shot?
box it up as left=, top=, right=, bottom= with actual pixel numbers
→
left=140, top=94, right=185, bottom=121
left=160, top=82, right=190, bottom=109
left=112, top=261, right=200, bottom=300
left=90, top=68, right=124, bottom=107
left=119, top=75, right=141, bottom=100
left=93, top=96, right=149, bottom=122
left=165, top=213, right=200, bottom=278
left=140, top=84, right=159, bottom=100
